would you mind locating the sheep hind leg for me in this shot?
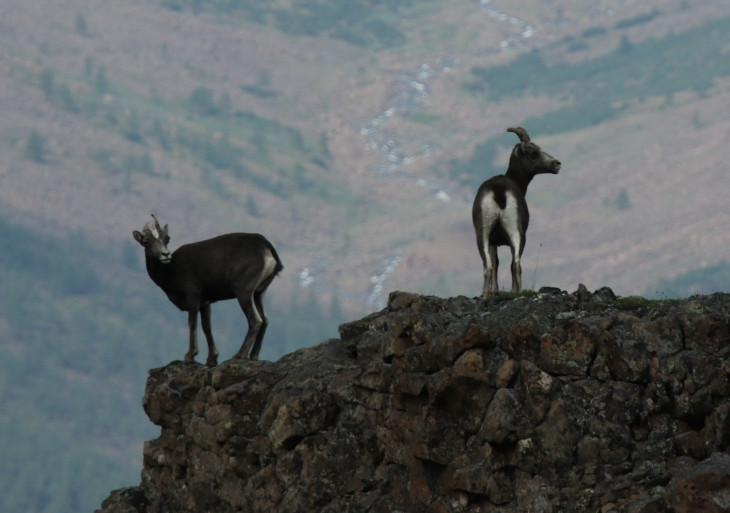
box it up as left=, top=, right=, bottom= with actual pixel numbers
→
left=233, top=258, right=277, bottom=361
left=185, top=310, right=199, bottom=363
left=481, top=244, right=499, bottom=299
left=476, top=206, right=499, bottom=299
left=233, top=292, right=263, bottom=360
left=248, top=290, right=269, bottom=361
left=200, top=303, right=219, bottom=366
left=509, top=242, right=522, bottom=293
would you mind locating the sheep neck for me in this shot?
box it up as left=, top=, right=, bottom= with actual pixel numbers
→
left=504, top=163, right=535, bottom=196
left=145, top=256, right=174, bottom=291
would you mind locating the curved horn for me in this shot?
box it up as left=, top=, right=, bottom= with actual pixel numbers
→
left=150, top=213, right=162, bottom=232
left=506, top=126, right=531, bottom=143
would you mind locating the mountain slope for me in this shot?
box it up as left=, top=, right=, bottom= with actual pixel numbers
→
left=1, top=1, right=730, bottom=512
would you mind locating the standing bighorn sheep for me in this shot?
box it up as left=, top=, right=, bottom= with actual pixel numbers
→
left=133, top=215, right=283, bottom=366
left=472, top=127, right=560, bottom=298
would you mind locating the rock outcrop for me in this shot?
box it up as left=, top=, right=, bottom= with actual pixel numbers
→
left=97, top=287, right=730, bottom=512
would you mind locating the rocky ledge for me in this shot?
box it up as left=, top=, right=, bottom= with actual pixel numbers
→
left=97, top=286, right=730, bottom=513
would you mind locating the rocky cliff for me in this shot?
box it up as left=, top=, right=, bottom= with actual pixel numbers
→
left=97, top=286, right=730, bottom=513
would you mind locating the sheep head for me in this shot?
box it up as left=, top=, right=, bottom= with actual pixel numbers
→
left=506, top=126, right=561, bottom=176
left=133, top=214, right=172, bottom=264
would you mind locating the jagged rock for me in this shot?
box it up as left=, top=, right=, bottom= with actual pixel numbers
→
left=96, top=288, right=730, bottom=513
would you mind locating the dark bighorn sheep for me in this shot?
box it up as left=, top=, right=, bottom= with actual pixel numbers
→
left=472, top=127, right=561, bottom=298
left=133, top=215, right=283, bottom=366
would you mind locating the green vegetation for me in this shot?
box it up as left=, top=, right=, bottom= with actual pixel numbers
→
left=615, top=9, right=661, bottom=29
left=40, top=69, right=80, bottom=113
left=25, top=130, right=48, bottom=163
left=409, top=112, right=441, bottom=125
left=34, top=60, right=335, bottom=201
left=0, top=216, right=347, bottom=513
left=0, top=224, right=157, bottom=512
left=647, top=261, right=730, bottom=298
left=159, top=0, right=418, bottom=49
left=465, top=14, right=730, bottom=104
left=74, top=12, right=90, bottom=37
left=5, top=48, right=347, bottom=512
left=0, top=217, right=101, bottom=295
left=453, top=15, right=730, bottom=187
left=0, top=57, right=345, bottom=502
left=189, top=86, right=225, bottom=117
left=604, top=188, right=632, bottom=211
left=487, top=289, right=538, bottom=303
left=7, top=4, right=730, bottom=513
left=612, top=295, right=678, bottom=311
left=242, top=76, right=279, bottom=99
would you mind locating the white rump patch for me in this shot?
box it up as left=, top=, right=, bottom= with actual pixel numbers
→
left=254, top=251, right=279, bottom=290
left=500, top=193, right=522, bottom=249
left=479, top=191, right=522, bottom=250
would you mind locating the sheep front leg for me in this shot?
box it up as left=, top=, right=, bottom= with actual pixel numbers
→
left=185, top=310, right=199, bottom=363
left=200, top=303, right=219, bottom=367
left=233, top=294, right=263, bottom=360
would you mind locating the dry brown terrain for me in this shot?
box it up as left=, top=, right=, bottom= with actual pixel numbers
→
left=1, top=0, right=729, bottom=317
left=5, top=2, right=730, bottom=511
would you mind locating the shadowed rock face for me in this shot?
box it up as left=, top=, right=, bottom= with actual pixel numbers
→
left=97, top=287, right=730, bottom=513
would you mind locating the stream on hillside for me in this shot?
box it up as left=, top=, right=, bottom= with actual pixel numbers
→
left=300, top=1, right=613, bottom=309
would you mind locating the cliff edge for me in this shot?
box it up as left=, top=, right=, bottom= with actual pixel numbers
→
left=97, top=287, right=730, bottom=513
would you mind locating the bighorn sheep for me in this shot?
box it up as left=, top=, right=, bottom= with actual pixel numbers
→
left=472, top=127, right=560, bottom=298
left=133, top=215, right=283, bottom=366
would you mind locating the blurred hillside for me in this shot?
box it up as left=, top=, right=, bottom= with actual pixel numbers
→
left=1, top=0, right=730, bottom=511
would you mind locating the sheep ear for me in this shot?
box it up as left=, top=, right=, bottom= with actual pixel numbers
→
left=133, top=230, right=145, bottom=245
